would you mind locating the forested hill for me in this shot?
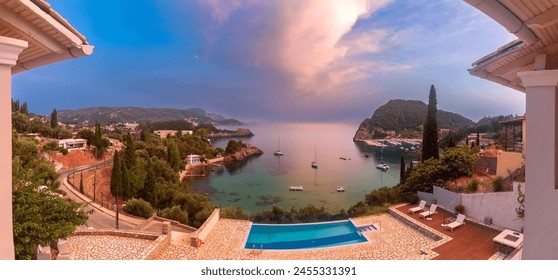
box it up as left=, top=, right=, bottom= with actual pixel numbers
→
left=354, top=99, right=475, bottom=140
left=56, top=106, right=243, bottom=125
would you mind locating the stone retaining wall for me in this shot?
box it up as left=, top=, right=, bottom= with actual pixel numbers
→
left=191, top=208, right=220, bottom=247
left=72, top=229, right=160, bottom=240
left=140, top=234, right=171, bottom=260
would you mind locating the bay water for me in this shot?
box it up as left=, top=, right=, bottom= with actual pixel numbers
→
left=187, top=122, right=418, bottom=213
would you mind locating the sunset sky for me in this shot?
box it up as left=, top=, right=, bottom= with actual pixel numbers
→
left=12, top=0, right=524, bottom=122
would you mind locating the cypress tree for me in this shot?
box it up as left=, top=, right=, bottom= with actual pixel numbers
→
left=167, top=140, right=181, bottom=171
left=21, top=102, right=28, bottom=115
left=110, top=150, right=122, bottom=197
left=50, top=109, right=58, bottom=129
left=121, top=161, right=130, bottom=199
left=79, top=172, right=84, bottom=194
left=123, top=133, right=135, bottom=168
left=400, top=155, right=406, bottom=183
left=447, top=130, right=457, bottom=148
left=421, top=85, right=439, bottom=161
left=476, top=131, right=480, bottom=147
left=93, top=121, right=106, bottom=159
left=141, top=159, right=157, bottom=206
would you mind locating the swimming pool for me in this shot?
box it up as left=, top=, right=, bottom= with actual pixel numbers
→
left=244, top=220, right=371, bottom=250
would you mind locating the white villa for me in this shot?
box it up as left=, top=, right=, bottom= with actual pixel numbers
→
left=465, top=0, right=558, bottom=259
left=186, top=154, right=202, bottom=165
left=0, top=0, right=93, bottom=259
left=58, top=138, right=87, bottom=151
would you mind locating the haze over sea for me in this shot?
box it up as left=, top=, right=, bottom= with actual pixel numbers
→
left=187, top=122, right=418, bottom=213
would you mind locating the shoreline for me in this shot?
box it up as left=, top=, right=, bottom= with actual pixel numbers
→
left=179, top=157, right=224, bottom=181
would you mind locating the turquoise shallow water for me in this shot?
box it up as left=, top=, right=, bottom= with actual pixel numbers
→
left=244, top=220, right=368, bottom=250
left=187, top=122, right=417, bottom=213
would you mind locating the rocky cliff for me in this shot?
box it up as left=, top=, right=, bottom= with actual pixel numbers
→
left=223, top=141, right=263, bottom=162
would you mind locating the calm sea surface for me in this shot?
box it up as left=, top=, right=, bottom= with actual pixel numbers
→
left=187, top=122, right=418, bottom=213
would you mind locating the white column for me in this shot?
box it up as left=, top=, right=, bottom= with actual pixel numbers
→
left=0, top=36, right=28, bottom=260
left=518, top=69, right=558, bottom=260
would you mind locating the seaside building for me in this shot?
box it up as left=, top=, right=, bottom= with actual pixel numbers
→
left=465, top=0, right=558, bottom=259
left=187, top=154, right=202, bottom=165
left=154, top=130, right=193, bottom=139
left=0, top=0, right=93, bottom=259
left=58, top=138, right=87, bottom=151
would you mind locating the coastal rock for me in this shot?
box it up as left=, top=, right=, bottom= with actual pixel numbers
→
left=223, top=141, right=263, bottom=162
left=208, top=128, right=254, bottom=138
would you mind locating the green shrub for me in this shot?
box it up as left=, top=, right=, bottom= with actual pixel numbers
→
left=454, top=204, right=465, bottom=214
left=492, top=176, right=504, bottom=192
left=365, top=186, right=399, bottom=207
left=124, top=198, right=154, bottom=218
left=59, top=148, right=68, bottom=155
left=159, top=205, right=188, bottom=225
left=467, top=179, right=479, bottom=193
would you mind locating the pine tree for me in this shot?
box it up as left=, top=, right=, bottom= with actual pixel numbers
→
left=50, top=109, right=58, bottom=129
left=421, top=85, right=439, bottom=161
left=110, top=150, right=122, bottom=197
left=400, top=155, right=406, bottom=183
left=79, top=172, right=84, bottom=194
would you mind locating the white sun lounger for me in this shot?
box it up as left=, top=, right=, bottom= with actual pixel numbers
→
left=444, top=214, right=466, bottom=231
left=419, top=204, right=438, bottom=219
left=409, top=200, right=426, bottom=214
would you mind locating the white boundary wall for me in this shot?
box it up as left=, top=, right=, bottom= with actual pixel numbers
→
left=418, top=183, right=524, bottom=231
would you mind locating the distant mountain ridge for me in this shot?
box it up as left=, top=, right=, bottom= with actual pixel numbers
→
left=56, top=106, right=243, bottom=125
left=354, top=99, right=475, bottom=140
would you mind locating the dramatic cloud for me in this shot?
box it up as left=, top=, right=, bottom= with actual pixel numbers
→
left=195, top=0, right=400, bottom=94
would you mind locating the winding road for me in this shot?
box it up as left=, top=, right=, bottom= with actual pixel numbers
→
left=57, top=160, right=138, bottom=230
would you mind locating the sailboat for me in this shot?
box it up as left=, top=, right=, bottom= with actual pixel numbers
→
left=273, top=138, right=284, bottom=156
left=311, top=146, right=318, bottom=168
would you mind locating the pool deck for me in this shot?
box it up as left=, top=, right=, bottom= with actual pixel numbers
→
left=159, top=211, right=443, bottom=260
left=396, top=204, right=502, bottom=260
left=64, top=204, right=506, bottom=260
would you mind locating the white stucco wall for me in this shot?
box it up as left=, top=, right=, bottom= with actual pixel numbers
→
left=419, top=184, right=524, bottom=231
left=461, top=183, right=524, bottom=231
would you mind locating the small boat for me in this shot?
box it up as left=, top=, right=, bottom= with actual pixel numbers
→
left=311, top=146, right=318, bottom=168
left=274, top=138, right=284, bottom=156
left=289, top=186, right=304, bottom=191
left=376, top=163, right=389, bottom=171
left=336, top=186, right=345, bottom=192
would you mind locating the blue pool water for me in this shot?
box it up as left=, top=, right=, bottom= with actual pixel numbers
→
left=244, top=220, right=370, bottom=250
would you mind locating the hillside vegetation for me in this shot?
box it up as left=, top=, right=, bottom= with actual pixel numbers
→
left=57, top=106, right=243, bottom=126
left=354, top=99, right=475, bottom=140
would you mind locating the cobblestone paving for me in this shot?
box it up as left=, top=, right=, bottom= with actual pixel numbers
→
left=68, top=235, right=153, bottom=260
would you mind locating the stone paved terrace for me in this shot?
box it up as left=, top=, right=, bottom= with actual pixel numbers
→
left=68, top=235, right=154, bottom=260
left=65, top=206, right=505, bottom=260
left=159, top=213, right=444, bottom=260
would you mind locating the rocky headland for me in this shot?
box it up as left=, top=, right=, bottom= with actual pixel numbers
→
left=223, top=141, right=263, bottom=162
